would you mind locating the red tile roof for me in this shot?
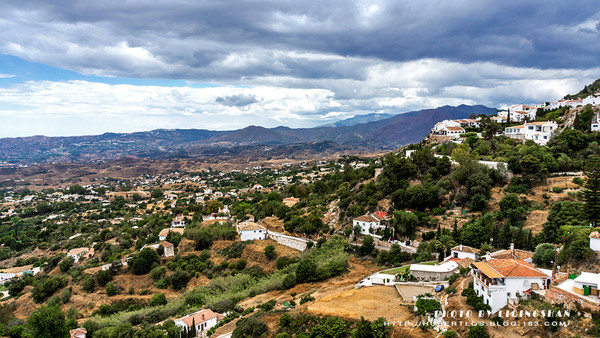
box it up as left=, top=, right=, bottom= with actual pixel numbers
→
left=475, top=259, right=547, bottom=278
left=489, top=249, right=534, bottom=260
left=177, top=309, right=219, bottom=327
left=590, top=231, right=600, bottom=239
left=451, top=245, right=479, bottom=254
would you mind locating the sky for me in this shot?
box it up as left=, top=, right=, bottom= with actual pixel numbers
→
left=0, top=1, right=599, bottom=137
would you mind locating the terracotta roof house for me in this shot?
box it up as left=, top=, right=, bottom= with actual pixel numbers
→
left=175, top=308, right=222, bottom=335
left=448, top=245, right=479, bottom=261
left=488, top=244, right=534, bottom=262
left=353, top=213, right=386, bottom=235
left=471, top=259, right=550, bottom=313
left=70, top=328, right=87, bottom=338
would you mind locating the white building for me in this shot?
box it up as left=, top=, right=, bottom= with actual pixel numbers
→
left=592, top=113, right=600, bottom=132
left=590, top=232, right=600, bottom=252
left=67, top=247, right=93, bottom=263
left=175, top=308, right=222, bottom=335
left=159, top=241, right=175, bottom=257
left=410, top=261, right=459, bottom=282
left=583, top=95, right=600, bottom=106
left=573, top=272, right=600, bottom=297
left=448, top=245, right=479, bottom=261
left=353, top=213, right=386, bottom=235
left=504, top=121, right=558, bottom=145
left=158, top=227, right=185, bottom=241
left=171, top=215, right=186, bottom=227
left=357, top=273, right=397, bottom=287
left=471, top=259, right=550, bottom=313
left=236, top=222, right=267, bottom=241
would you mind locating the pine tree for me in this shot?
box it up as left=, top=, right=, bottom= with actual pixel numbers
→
left=584, top=156, right=600, bottom=227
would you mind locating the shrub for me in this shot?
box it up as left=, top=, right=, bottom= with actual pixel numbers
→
left=105, top=282, right=119, bottom=296
left=281, top=273, right=296, bottom=290
left=32, top=276, right=68, bottom=303
left=59, top=257, right=75, bottom=273
left=299, top=294, right=315, bottom=305
left=151, top=266, right=166, bottom=281
left=130, top=248, right=160, bottom=275
left=232, top=315, right=268, bottom=338
left=296, top=259, right=318, bottom=283
left=95, top=270, right=113, bottom=287
left=149, top=293, right=167, bottom=307
left=443, top=330, right=458, bottom=338
left=276, top=256, right=298, bottom=270
left=264, top=245, right=276, bottom=260
left=82, top=276, right=95, bottom=293
left=170, top=270, right=191, bottom=290
left=256, top=300, right=276, bottom=312
left=468, top=324, right=489, bottom=338
left=447, top=273, right=461, bottom=285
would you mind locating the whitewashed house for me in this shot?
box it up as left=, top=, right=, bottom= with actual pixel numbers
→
left=159, top=241, right=175, bottom=257
left=410, top=261, right=459, bottom=281
left=353, top=213, right=386, bottom=235
left=448, top=245, right=479, bottom=261
left=175, top=307, right=222, bottom=335
left=68, top=247, right=94, bottom=263
left=171, top=215, right=186, bottom=228
left=236, top=222, right=267, bottom=241
left=504, top=121, right=558, bottom=145
left=590, top=232, right=600, bottom=252
left=158, top=227, right=185, bottom=241
left=592, top=113, right=600, bottom=132
left=471, top=259, right=550, bottom=313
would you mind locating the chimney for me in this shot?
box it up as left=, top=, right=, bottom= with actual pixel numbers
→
left=202, top=305, right=205, bottom=310
left=510, top=243, right=514, bottom=252
left=459, top=244, right=463, bottom=251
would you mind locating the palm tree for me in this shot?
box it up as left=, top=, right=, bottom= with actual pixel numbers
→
left=435, top=234, right=456, bottom=260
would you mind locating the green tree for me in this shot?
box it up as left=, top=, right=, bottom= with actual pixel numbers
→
left=468, top=324, right=489, bottom=338
left=584, top=156, right=600, bottom=227
left=415, top=298, right=441, bottom=315
left=232, top=315, right=268, bottom=338
left=151, top=188, right=164, bottom=199
left=532, top=243, right=555, bottom=268
left=28, top=305, right=67, bottom=338
left=359, top=236, right=375, bottom=256
left=105, top=282, right=119, bottom=296
left=435, top=234, right=456, bottom=260
left=264, top=244, right=276, bottom=260
left=130, top=248, right=160, bottom=275
left=170, top=270, right=191, bottom=290
left=59, top=256, right=75, bottom=273
left=296, top=258, right=318, bottom=283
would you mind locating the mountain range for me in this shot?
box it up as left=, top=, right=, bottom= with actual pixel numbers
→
left=0, top=104, right=496, bottom=164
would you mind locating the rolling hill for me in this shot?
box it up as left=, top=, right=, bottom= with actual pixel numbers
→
left=0, top=104, right=496, bottom=164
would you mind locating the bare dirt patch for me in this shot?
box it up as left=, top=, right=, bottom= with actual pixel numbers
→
left=306, top=285, right=410, bottom=321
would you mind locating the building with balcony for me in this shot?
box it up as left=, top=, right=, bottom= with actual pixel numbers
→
left=504, top=121, right=558, bottom=145
left=471, top=259, right=550, bottom=313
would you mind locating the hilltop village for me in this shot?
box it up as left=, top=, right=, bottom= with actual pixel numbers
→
left=0, top=89, right=599, bottom=337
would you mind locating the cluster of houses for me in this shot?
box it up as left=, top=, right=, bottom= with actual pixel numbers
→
left=430, top=119, right=481, bottom=138
left=359, top=232, right=600, bottom=315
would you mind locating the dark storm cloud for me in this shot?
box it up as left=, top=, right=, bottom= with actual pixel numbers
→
left=1, top=0, right=599, bottom=82
left=215, top=94, right=260, bottom=107
left=1, top=0, right=600, bottom=137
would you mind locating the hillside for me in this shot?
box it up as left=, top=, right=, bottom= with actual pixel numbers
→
left=0, top=105, right=495, bottom=164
